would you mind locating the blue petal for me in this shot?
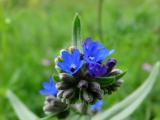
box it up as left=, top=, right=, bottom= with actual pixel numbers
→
left=61, top=50, right=72, bottom=64
left=42, top=82, right=51, bottom=89
left=39, top=77, right=58, bottom=96
left=72, top=49, right=81, bottom=65
left=91, top=100, right=103, bottom=111
left=58, top=62, right=70, bottom=73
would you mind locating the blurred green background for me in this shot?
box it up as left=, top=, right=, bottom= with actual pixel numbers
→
left=0, top=0, right=160, bottom=119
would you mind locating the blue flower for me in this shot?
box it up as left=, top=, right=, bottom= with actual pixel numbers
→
left=58, top=49, right=84, bottom=75
left=39, top=77, right=58, bottom=95
left=82, top=38, right=114, bottom=63
left=91, top=100, right=103, bottom=111
left=88, top=63, right=107, bottom=77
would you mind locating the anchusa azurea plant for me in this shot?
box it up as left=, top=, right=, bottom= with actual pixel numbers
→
left=39, top=15, right=125, bottom=119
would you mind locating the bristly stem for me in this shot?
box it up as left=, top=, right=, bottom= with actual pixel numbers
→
left=98, top=0, right=104, bottom=40
left=81, top=102, right=88, bottom=115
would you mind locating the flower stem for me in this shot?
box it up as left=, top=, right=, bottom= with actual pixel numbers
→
left=98, top=0, right=104, bottom=40
left=81, top=102, right=88, bottom=114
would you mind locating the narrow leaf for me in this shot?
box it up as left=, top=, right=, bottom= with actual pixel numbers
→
left=97, top=71, right=126, bottom=87
left=6, top=90, right=39, bottom=120
left=92, top=62, right=160, bottom=120
left=72, top=13, right=81, bottom=50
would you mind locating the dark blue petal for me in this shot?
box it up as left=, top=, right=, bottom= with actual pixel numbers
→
left=88, top=63, right=107, bottom=77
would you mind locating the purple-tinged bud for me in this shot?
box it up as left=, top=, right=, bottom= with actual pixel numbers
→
left=78, top=80, right=88, bottom=90
left=105, top=58, right=117, bottom=74
left=106, top=58, right=117, bottom=69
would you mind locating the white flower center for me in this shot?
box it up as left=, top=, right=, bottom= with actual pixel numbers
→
left=70, top=64, right=77, bottom=72
left=89, top=56, right=95, bottom=61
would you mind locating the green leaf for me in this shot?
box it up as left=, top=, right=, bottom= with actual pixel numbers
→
left=92, top=62, right=160, bottom=120
left=72, top=13, right=81, bottom=50
left=96, top=71, right=126, bottom=87
left=40, top=113, right=57, bottom=120
left=6, top=90, right=39, bottom=120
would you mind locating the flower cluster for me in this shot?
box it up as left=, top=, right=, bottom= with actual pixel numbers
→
left=39, top=38, right=125, bottom=118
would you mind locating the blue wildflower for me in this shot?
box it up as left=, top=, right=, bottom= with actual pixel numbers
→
left=91, top=100, right=103, bottom=111
left=39, top=77, right=58, bottom=95
left=58, top=49, right=84, bottom=75
left=82, top=37, right=114, bottom=63
left=88, top=63, right=107, bottom=77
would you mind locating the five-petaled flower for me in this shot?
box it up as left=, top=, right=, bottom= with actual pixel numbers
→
left=82, top=37, right=114, bottom=63
left=91, top=100, right=103, bottom=111
left=39, top=77, right=58, bottom=95
left=58, top=49, right=84, bottom=75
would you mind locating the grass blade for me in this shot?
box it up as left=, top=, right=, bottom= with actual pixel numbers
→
left=92, top=62, right=160, bottom=120
left=6, top=90, right=39, bottom=120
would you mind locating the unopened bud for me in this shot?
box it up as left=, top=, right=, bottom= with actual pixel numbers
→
left=62, top=88, right=75, bottom=99
left=57, top=90, right=64, bottom=98
left=78, top=80, right=88, bottom=90
left=43, top=96, right=67, bottom=114
left=56, top=82, right=69, bottom=90
left=82, top=90, right=93, bottom=103
left=59, top=73, right=75, bottom=82
left=54, top=56, right=63, bottom=64
left=109, top=69, right=123, bottom=76
left=106, top=58, right=117, bottom=68
left=68, top=46, right=76, bottom=53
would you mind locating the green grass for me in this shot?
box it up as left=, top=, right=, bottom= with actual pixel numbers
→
left=0, top=0, right=160, bottom=119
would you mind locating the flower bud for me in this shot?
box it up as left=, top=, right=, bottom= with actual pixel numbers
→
left=59, top=73, right=75, bottom=82
left=82, top=90, right=93, bottom=103
left=106, top=58, right=117, bottom=68
left=54, top=56, right=63, bottom=64
left=109, top=69, right=123, bottom=76
left=68, top=46, right=76, bottom=53
left=62, top=88, right=75, bottom=99
left=43, top=96, right=67, bottom=114
left=106, top=58, right=117, bottom=73
left=55, top=65, right=62, bottom=73
left=89, top=82, right=101, bottom=91
left=78, top=80, right=88, bottom=90
left=57, top=90, right=64, bottom=98
left=56, top=82, right=70, bottom=90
